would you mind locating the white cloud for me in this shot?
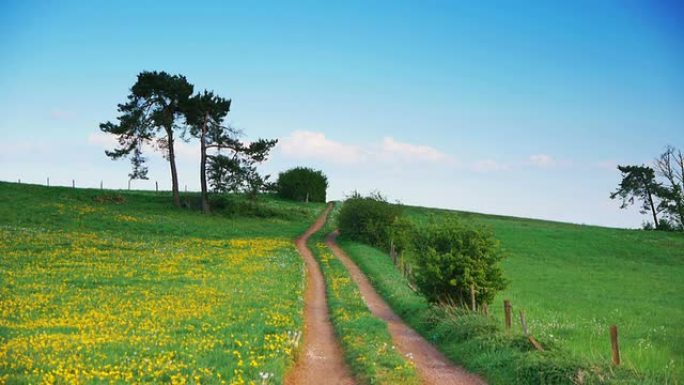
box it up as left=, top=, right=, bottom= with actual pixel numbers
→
left=379, top=137, right=450, bottom=163
left=87, top=132, right=118, bottom=148
left=471, top=159, right=510, bottom=173
left=279, top=130, right=452, bottom=166
left=528, top=154, right=556, bottom=168
left=280, top=130, right=364, bottom=164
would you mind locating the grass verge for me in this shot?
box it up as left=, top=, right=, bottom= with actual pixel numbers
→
left=304, top=208, right=419, bottom=385
left=336, top=238, right=655, bottom=385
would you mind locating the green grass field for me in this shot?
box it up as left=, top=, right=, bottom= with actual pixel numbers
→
left=400, top=205, right=684, bottom=382
left=0, top=182, right=324, bottom=385
left=2, top=180, right=682, bottom=384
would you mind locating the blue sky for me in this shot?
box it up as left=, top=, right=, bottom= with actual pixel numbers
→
left=1, top=0, right=682, bottom=227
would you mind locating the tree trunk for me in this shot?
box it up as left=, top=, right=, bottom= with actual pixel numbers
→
left=647, top=188, right=659, bottom=228
left=200, top=115, right=210, bottom=214
left=167, top=129, right=181, bottom=208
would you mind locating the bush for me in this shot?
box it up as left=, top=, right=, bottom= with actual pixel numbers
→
left=410, top=218, right=507, bottom=306
left=209, top=194, right=283, bottom=218
left=276, top=167, right=328, bottom=202
left=337, top=194, right=403, bottom=249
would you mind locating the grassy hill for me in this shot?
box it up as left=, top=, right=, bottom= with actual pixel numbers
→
left=402, top=205, right=684, bottom=382
left=2, top=181, right=681, bottom=384
left=333, top=203, right=682, bottom=384
left=0, top=182, right=324, bottom=384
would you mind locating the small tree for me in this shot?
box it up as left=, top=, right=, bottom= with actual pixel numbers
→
left=100, top=71, right=194, bottom=207
left=610, top=165, right=663, bottom=229
left=654, top=146, right=684, bottom=229
left=410, top=219, right=507, bottom=307
left=277, top=167, right=328, bottom=202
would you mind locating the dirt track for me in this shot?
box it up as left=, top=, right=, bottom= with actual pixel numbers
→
left=284, top=205, right=356, bottom=385
left=326, top=230, right=487, bottom=385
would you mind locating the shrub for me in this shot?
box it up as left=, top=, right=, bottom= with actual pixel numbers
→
left=209, top=195, right=284, bottom=218
left=410, top=218, right=507, bottom=307
left=337, top=194, right=403, bottom=249
left=276, top=167, right=328, bottom=202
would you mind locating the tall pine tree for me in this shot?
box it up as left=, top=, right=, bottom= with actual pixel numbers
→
left=100, top=71, right=193, bottom=207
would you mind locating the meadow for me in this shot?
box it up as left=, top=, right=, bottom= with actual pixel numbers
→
left=335, top=203, right=682, bottom=384
left=2, top=180, right=682, bottom=384
left=402, top=206, right=684, bottom=382
left=0, top=182, right=324, bottom=385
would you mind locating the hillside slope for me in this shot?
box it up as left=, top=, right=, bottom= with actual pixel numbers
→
left=0, top=182, right=324, bottom=384
left=404, top=205, right=684, bottom=381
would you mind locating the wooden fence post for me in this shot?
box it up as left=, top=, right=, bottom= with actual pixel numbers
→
left=72, top=179, right=75, bottom=188
left=519, top=310, right=545, bottom=351
left=504, top=300, right=512, bottom=329
left=470, top=284, right=477, bottom=311
left=390, top=240, right=397, bottom=266
left=519, top=310, right=529, bottom=336
left=155, top=181, right=158, bottom=193
left=610, top=325, right=620, bottom=366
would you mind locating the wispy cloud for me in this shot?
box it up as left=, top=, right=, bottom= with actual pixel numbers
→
left=379, top=137, right=451, bottom=163
left=279, top=130, right=451, bottom=165
left=87, top=132, right=117, bottom=147
left=471, top=159, right=510, bottom=173
left=280, top=130, right=364, bottom=164
left=528, top=154, right=556, bottom=168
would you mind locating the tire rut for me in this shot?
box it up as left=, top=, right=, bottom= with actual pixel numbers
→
left=284, top=205, right=356, bottom=385
left=326, top=230, right=487, bottom=385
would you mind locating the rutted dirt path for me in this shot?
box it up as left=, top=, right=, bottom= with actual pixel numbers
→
left=326, top=230, right=487, bottom=385
left=284, top=205, right=356, bottom=385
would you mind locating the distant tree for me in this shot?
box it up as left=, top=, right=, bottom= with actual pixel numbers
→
left=654, top=146, right=684, bottom=229
left=242, top=139, right=279, bottom=199
left=184, top=90, right=233, bottom=213
left=610, top=165, right=663, bottom=228
left=277, top=167, right=328, bottom=202
left=206, top=138, right=278, bottom=199
left=206, top=152, right=241, bottom=194
left=100, top=71, right=194, bottom=207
